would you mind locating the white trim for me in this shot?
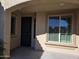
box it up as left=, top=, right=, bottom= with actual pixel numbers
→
left=31, top=16, right=35, bottom=48
left=45, top=41, right=77, bottom=48
left=59, top=16, right=61, bottom=43
left=48, top=13, right=73, bottom=17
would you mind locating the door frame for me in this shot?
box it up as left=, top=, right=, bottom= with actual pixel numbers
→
left=21, top=15, right=34, bottom=48
left=47, top=13, right=76, bottom=46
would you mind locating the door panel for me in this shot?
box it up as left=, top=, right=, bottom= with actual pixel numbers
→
left=60, top=16, right=72, bottom=43
left=21, top=17, right=32, bottom=47
left=49, top=16, right=59, bottom=42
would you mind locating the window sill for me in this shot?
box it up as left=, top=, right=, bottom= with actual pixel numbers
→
left=45, top=41, right=77, bottom=48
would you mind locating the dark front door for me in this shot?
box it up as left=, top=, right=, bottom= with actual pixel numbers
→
left=21, top=17, right=32, bottom=47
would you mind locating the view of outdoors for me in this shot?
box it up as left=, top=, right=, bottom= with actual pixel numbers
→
left=49, top=15, right=72, bottom=43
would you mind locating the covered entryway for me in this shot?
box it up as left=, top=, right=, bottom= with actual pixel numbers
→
left=10, top=15, right=36, bottom=52
left=1, top=0, right=79, bottom=59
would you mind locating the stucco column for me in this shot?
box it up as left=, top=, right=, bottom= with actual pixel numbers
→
left=0, top=9, right=11, bottom=58
left=76, top=11, right=79, bottom=48
left=35, top=12, right=46, bottom=50
left=3, top=11, right=11, bottom=58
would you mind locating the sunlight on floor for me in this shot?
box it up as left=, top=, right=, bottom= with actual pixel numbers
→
left=11, top=47, right=79, bottom=59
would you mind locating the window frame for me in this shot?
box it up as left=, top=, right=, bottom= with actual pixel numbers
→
left=46, top=13, right=76, bottom=46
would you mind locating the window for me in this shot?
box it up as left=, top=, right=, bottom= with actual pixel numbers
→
left=48, top=15, right=72, bottom=44
left=11, top=16, right=16, bottom=35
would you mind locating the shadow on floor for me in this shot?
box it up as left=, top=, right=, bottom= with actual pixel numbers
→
left=10, top=47, right=79, bottom=59
left=10, top=47, right=43, bottom=59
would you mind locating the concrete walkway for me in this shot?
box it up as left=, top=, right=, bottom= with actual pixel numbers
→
left=11, top=47, right=79, bottom=59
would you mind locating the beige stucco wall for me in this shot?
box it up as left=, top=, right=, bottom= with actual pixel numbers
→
left=35, top=12, right=47, bottom=50
left=1, top=0, right=79, bottom=11
left=75, top=11, right=79, bottom=48
left=10, top=13, right=36, bottom=50
left=10, top=12, right=47, bottom=50
left=0, top=3, right=11, bottom=57
left=1, top=0, right=79, bottom=58
left=10, top=13, right=21, bottom=50
left=0, top=0, right=30, bottom=10
left=2, top=11, right=11, bottom=58
left=35, top=10, right=79, bottom=51
left=10, top=10, right=79, bottom=50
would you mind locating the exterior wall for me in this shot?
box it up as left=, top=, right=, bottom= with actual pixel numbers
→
left=1, top=0, right=79, bottom=11
left=35, top=11, right=79, bottom=50
left=0, top=0, right=30, bottom=10
left=0, top=2, right=11, bottom=58
left=75, top=11, right=79, bottom=48
left=10, top=13, right=35, bottom=50
left=5, top=0, right=30, bottom=9
left=35, top=12, right=47, bottom=50
left=4, top=11, right=11, bottom=58
left=10, top=14, right=21, bottom=50
left=1, top=0, right=79, bottom=58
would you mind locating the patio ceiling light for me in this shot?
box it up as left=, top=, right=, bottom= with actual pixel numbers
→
left=59, top=3, right=65, bottom=6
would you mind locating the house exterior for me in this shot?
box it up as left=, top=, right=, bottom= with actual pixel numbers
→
left=1, top=0, right=79, bottom=59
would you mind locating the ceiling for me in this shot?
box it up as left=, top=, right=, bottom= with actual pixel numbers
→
left=16, top=0, right=79, bottom=13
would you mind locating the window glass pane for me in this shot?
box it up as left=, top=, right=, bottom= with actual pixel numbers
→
left=48, top=16, right=59, bottom=41
left=60, top=16, right=72, bottom=43
left=11, top=16, right=16, bottom=35
left=48, top=15, right=72, bottom=44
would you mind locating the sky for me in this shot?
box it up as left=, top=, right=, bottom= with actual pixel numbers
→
left=49, top=19, right=68, bottom=29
